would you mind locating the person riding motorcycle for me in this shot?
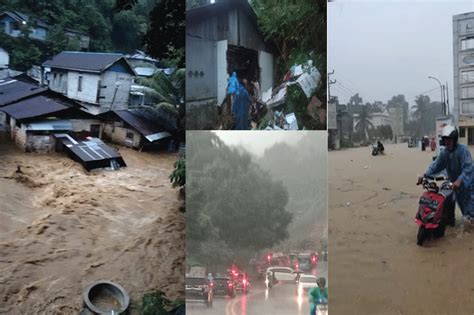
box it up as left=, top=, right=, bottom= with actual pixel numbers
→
left=308, top=277, right=328, bottom=315
left=377, top=141, right=385, bottom=154
left=417, top=125, right=474, bottom=226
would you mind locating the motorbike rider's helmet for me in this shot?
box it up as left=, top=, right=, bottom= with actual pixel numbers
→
left=316, top=277, right=326, bottom=287
left=441, top=125, right=458, bottom=148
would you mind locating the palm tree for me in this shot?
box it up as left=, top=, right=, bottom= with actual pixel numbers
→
left=354, top=105, right=373, bottom=141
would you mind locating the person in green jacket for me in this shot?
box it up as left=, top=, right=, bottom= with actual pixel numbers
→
left=308, top=277, right=328, bottom=315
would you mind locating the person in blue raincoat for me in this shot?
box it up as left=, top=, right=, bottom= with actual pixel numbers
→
left=417, top=125, right=474, bottom=225
left=231, top=78, right=250, bottom=130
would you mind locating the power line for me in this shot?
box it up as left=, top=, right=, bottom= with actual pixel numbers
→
left=333, top=85, right=353, bottom=98
left=335, top=80, right=356, bottom=96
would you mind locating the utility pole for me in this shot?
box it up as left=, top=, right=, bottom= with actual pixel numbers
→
left=445, top=81, right=450, bottom=116
left=328, top=70, right=336, bottom=102
left=428, top=76, right=446, bottom=116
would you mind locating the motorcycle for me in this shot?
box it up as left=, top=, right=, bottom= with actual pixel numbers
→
left=372, top=146, right=379, bottom=156
left=414, top=175, right=454, bottom=246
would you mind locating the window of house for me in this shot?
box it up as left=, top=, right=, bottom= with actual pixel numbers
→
left=461, top=86, right=474, bottom=99
left=462, top=38, right=474, bottom=50
left=461, top=101, right=474, bottom=114
left=460, top=127, right=466, bottom=138
left=78, top=76, right=83, bottom=92
left=0, top=22, right=6, bottom=32
left=461, top=70, right=474, bottom=84
left=126, top=132, right=134, bottom=140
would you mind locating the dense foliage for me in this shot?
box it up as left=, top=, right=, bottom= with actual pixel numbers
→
left=187, top=132, right=292, bottom=269
left=0, top=0, right=185, bottom=70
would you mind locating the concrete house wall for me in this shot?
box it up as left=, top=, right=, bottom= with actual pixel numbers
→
left=186, top=3, right=274, bottom=129
left=67, top=71, right=100, bottom=104
left=103, top=122, right=142, bottom=148
left=99, top=62, right=134, bottom=111
left=454, top=12, right=474, bottom=146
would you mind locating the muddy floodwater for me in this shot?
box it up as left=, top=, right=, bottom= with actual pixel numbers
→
left=0, top=141, right=184, bottom=314
left=329, top=143, right=474, bottom=315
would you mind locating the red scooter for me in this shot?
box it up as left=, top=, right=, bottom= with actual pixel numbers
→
left=415, top=175, right=454, bottom=246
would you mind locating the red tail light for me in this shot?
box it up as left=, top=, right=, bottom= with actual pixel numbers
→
left=312, top=256, right=316, bottom=263
left=228, top=283, right=233, bottom=287
left=243, top=279, right=247, bottom=285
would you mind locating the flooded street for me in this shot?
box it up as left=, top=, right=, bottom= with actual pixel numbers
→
left=187, top=261, right=327, bottom=315
left=0, top=140, right=184, bottom=314
left=329, top=143, right=474, bottom=315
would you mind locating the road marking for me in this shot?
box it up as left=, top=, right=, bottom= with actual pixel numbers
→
left=227, top=284, right=282, bottom=315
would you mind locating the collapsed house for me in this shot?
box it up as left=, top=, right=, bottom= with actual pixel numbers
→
left=186, top=0, right=275, bottom=129
left=1, top=93, right=101, bottom=153
left=0, top=77, right=126, bottom=170
left=100, top=110, right=172, bottom=150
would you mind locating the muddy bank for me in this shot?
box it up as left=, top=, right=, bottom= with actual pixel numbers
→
left=0, top=140, right=184, bottom=314
left=329, top=143, right=474, bottom=315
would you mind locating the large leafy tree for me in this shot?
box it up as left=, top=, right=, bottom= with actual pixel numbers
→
left=187, top=132, right=292, bottom=267
left=143, top=0, right=185, bottom=67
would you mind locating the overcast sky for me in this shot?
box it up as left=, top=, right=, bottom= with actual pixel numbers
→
left=214, top=131, right=326, bottom=157
left=328, top=0, right=474, bottom=110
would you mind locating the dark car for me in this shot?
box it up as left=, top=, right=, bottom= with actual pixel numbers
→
left=213, top=276, right=235, bottom=297
left=234, top=273, right=250, bottom=294
left=185, top=276, right=213, bottom=307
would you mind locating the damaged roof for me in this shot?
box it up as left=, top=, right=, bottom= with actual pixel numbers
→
left=43, top=51, right=135, bottom=74
left=1, top=95, right=69, bottom=120
left=113, top=110, right=171, bottom=142
left=0, top=79, right=47, bottom=106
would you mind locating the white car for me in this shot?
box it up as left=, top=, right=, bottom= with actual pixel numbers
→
left=297, top=274, right=318, bottom=293
left=265, top=267, right=297, bottom=285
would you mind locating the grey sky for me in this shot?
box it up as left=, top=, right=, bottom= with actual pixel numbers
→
left=214, top=131, right=326, bottom=156
left=328, top=0, right=474, bottom=110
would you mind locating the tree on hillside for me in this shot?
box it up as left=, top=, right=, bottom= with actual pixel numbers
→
left=143, top=0, right=185, bottom=67
left=187, top=132, right=292, bottom=266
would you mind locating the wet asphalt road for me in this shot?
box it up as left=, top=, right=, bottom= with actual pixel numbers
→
left=186, top=261, right=328, bottom=315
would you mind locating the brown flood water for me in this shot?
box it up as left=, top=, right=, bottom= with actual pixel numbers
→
left=329, top=143, right=474, bottom=315
left=0, top=140, right=184, bottom=314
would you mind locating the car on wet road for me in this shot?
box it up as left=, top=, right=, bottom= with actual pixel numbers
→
left=212, top=276, right=235, bottom=298
left=186, top=276, right=214, bottom=307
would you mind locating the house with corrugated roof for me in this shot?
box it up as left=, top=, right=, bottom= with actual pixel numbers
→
left=186, top=0, right=275, bottom=129
left=100, top=110, right=172, bottom=150
left=43, top=51, right=136, bottom=115
left=0, top=77, right=102, bottom=152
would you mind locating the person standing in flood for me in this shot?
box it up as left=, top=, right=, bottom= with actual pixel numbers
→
left=232, top=77, right=251, bottom=130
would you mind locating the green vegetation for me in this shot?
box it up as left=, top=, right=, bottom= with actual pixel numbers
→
left=251, top=0, right=326, bottom=129
left=0, top=0, right=180, bottom=69
left=187, top=132, right=292, bottom=269
left=138, top=291, right=184, bottom=315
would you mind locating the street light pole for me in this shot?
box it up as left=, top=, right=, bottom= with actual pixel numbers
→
left=428, top=76, right=446, bottom=115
